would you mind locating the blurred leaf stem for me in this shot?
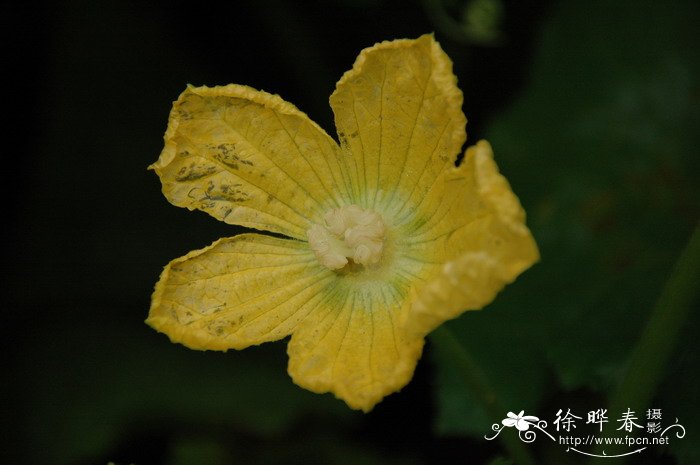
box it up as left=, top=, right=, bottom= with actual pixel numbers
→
left=430, top=325, right=538, bottom=465
left=590, top=222, right=700, bottom=463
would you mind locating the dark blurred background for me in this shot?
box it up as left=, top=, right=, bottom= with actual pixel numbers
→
left=3, top=1, right=699, bottom=464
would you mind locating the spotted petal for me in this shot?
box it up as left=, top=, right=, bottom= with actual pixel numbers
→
left=150, top=85, right=348, bottom=239
left=330, top=34, right=466, bottom=212
left=147, top=234, right=334, bottom=350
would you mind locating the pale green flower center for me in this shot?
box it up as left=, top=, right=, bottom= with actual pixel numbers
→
left=307, top=205, right=386, bottom=270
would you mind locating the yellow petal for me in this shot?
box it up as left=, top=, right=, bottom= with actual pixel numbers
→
left=147, top=234, right=335, bottom=350
left=397, top=140, right=540, bottom=337
left=151, top=85, right=349, bottom=239
left=329, top=34, right=466, bottom=212
left=287, top=279, right=424, bottom=412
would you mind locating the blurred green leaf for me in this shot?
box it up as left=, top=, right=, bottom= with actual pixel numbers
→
left=17, top=316, right=354, bottom=465
left=433, top=1, right=699, bottom=463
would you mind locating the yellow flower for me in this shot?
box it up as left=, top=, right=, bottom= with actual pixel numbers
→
left=147, top=34, right=539, bottom=412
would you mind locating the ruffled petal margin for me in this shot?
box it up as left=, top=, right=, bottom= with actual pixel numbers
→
left=398, top=140, right=540, bottom=337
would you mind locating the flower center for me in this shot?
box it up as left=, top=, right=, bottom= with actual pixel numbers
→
left=307, top=205, right=386, bottom=270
